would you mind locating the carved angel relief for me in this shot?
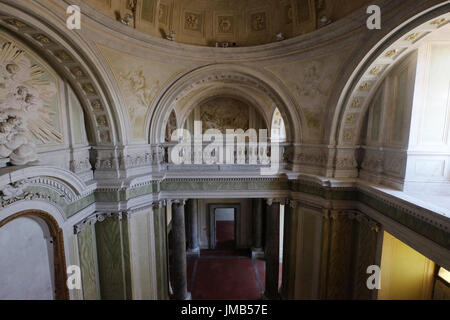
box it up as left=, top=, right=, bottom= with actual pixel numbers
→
left=0, top=41, right=61, bottom=165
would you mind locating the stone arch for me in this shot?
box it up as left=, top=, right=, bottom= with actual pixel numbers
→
left=0, top=1, right=128, bottom=146
left=0, top=166, right=92, bottom=214
left=147, top=64, right=302, bottom=144
left=329, top=6, right=450, bottom=148
left=0, top=210, right=69, bottom=300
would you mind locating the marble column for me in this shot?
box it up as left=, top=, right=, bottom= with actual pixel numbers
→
left=251, top=198, right=264, bottom=258
left=280, top=199, right=297, bottom=299
left=186, top=199, right=200, bottom=257
left=171, top=200, right=191, bottom=300
left=264, top=199, right=281, bottom=300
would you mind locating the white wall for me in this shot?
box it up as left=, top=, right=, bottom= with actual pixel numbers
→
left=215, top=208, right=235, bottom=221
left=405, top=29, right=450, bottom=194
left=0, top=217, right=54, bottom=300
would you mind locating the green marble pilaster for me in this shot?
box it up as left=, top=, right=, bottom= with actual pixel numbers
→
left=77, top=225, right=99, bottom=300
left=95, top=215, right=132, bottom=300
left=153, top=205, right=169, bottom=300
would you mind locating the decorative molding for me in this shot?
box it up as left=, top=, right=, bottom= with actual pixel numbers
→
left=0, top=190, right=55, bottom=209
left=0, top=179, right=29, bottom=200
left=74, top=211, right=128, bottom=234
left=266, top=198, right=284, bottom=206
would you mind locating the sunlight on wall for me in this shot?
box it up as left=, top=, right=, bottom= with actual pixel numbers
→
left=378, top=232, right=435, bottom=300
left=271, top=108, right=287, bottom=142
left=438, top=267, right=450, bottom=284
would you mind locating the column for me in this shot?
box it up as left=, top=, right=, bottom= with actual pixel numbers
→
left=264, top=198, right=281, bottom=300
left=186, top=199, right=200, bottom=257
left=153, top=201, right=170, bottom=300
left=171, top=199, right=191, bottom=300
left=251, top=198, right=264, bottom=258
left=280, top=199, right=297, bottom=299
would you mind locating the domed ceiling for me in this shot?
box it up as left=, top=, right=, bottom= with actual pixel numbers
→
left=83, top=0, right=372, bottom=47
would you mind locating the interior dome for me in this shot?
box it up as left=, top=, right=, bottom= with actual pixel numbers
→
left=83, top=0, right=372, bottom=47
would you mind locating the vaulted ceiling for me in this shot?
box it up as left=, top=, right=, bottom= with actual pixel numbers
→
left=83, top=0, right=373, bottom=46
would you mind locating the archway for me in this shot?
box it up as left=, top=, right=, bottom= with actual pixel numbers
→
left=147, top=64, right=302, bottom=145
left=331, top=9, right=450, bottom=148
left=325, top=6, right=449, bottom=178
left=0, top=1, right=128, bottom=146
left=0, top=210, right=69, bottom=300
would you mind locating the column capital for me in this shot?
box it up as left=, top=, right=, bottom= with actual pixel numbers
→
left=265, top=198, right=284, bottom=206
left=74, top=211, right=125, bottom=234
left=287, top=199, right=298, bottom=209
left=170, top=199, right=187, bottom=206
left=152, top=200, right=166, bottom=209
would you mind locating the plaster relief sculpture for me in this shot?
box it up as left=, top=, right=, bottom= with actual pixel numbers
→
left=0, top=114, right=37, bottom=165
left=119, top=69, right=159, bottom=130
left=200, top=97, right=249, bottom=132
left=185, top=13, right=202, bottom=32
left=218, top=17, right=233, bottom=34
left=251, top=13, right=267, bottom=31
left=0, top=179, right=29, bottom=200
left=0, top=41, right=61, bottom=165
left=266, top=52, right=347, bottom=122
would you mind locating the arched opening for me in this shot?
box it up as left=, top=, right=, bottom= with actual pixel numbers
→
left=147, top=64, right=301, bottom=145
left=359, top=24, right=450, bottom=196
left=0, top=211, right=69, bottom=300
left=165, top=110, right=178, bottom=142
left=271, top=108, right=287, bottom=143
left=329, top=8, right=449, bottom=178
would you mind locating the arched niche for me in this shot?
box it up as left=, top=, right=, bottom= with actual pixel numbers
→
left=357, top=24, right=450, bottom=192
left=147, top=64, right=302, bottom=145
left=179, top=94, right=269, bottom=134
left=0, top=210, right=69, bottom=300
left=0, top=1, right=128, bottom=146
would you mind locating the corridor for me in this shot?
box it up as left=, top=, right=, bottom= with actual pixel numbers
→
left=184, top=220, right=281, bottom=300
left=187, top=249, right=266, bottom=300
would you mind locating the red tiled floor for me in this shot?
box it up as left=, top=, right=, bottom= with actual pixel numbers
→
left=190, top=256, right=262, bottom=300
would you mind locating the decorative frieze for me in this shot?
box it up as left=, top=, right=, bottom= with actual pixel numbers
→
left=74, top=211, right=125, bottom=234
left=0, top=190, right=54, bottom=209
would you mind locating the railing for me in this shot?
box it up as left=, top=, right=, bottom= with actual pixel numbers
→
left=159, top=141, right=292, bottom=168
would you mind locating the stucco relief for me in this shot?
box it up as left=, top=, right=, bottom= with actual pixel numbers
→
left=119, top=69, right=159, bottom=125
left=185, top=12, right=202, bottom=32
left=266, top=51, right=348, bottom=133
left=251, top=12, right=267, bottom=32
left=218, top=16, right=233, bottom=34
left=0, top=39, right=62, bottom=165
left=98, top=45, right=187, bottom=140
left=200, top=98, right=249, bottom=132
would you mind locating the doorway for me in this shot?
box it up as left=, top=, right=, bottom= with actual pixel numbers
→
left=208, top=204, right=240, bottom=250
